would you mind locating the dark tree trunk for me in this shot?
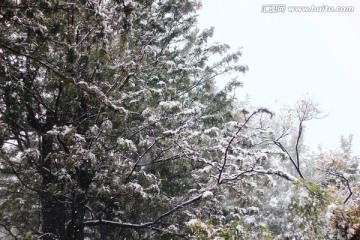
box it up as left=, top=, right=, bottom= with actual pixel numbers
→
left=39, top=134, right=92, bottom=240
left=40, top=183, right=90, bottom=240
left=66, top=194, right=87, bottom=240
left=40, top=193, right=67, bottom=240
left=36, top=90, right=93, bottom=240
left=39, top=134, right=68, bottom=239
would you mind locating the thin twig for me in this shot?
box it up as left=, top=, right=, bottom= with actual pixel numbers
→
left=328, top=171, right=353, bottom=204
left=273, top=140, right=304, bottom=179
left=124, top=137, right=163, bottom=184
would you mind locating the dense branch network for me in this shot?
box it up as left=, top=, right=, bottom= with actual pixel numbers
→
left=84, top=194, right=203, bottom=229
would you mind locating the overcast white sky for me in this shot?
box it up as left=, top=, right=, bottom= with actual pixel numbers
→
left=198, top=0, right=360, bottom=154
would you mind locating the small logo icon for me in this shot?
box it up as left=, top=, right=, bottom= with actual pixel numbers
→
left=262, top=4, right=286, bottom=13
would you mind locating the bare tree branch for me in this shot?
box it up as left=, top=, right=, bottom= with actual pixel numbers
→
left=295, top=122, right=302, bottom=168
left=328, top=171, right=353, bottom=204
left=274, top=140, right=304, bottom=179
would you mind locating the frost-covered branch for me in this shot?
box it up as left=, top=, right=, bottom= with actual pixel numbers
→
left=124, top=137, right=163, bottom=184
left=252, top=168, right=297, bottom=182
left=84, top=194, right=203, bottom=229
left=328, top=170, right=353, bottom=204
left=219, top=167, right=296, bottom=183
left=75, top=81, right=127, bottom=114
left=218, top=108, right=272, bottom=184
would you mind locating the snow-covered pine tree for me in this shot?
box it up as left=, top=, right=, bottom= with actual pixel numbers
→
left=0, top=0, right=297, bottom=239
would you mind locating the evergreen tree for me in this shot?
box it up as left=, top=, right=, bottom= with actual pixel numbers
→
left=3, top=1, right=354, bottom=240
left=0, top=0, right=266, bottom=239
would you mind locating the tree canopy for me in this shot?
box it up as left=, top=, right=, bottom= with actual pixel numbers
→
left=0, top=1, right=359, bottom=240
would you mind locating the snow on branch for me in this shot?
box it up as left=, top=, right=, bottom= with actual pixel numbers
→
left=218, top=167, right=296, bottom=184
left=84, top=194, right=203, bottom=229
left=252, top=168, right=297, bottom=182
left=328, top=170, right=353, bottom=204
left=75, top=80, right=127, bottom=114
left=218, top=108, right=273, bottom=184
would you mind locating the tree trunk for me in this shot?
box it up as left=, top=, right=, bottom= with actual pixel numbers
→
left=40, top=186, right=89, bottom=240
left=39, top=134, right=68, bottom=240
left=66, top=194, right=87, bottom=240
left=40, top=193, right=67, bottom=240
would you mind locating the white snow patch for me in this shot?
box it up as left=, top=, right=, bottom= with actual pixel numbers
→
left=244, top=215, right=256, bottom=225
left=158, top=101, right=181, bottom=110
left=202, top=191, right=213, bottom=199
left=198, top=165, right=212, bottom=173
left=117, top=138, right=137, bottom=151
left=247, top=206, right=259, bottom=214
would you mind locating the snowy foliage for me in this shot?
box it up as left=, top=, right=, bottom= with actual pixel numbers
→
left=0, top=0, right=359, bottom=240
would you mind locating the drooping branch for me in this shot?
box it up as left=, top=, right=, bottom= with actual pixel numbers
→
left=252, top=168, right=297, bottom=182
left=328, top=171, right=353, bottom=204
left=84, top=194, right=203, bottom=229
left=75, top=81, right=127, bottom=114
left=218, top=167, right=296, bottom=184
